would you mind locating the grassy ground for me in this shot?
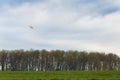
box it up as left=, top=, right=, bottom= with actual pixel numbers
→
left=0, top=71, right=120, bottom=80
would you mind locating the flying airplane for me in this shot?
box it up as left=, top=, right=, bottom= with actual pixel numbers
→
left=29, top=25, right=34, bottom=29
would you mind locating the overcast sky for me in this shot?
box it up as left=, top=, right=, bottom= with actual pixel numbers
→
left=1, top=0, right=120, bottom=55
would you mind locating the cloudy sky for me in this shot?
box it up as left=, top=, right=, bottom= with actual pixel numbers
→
left=1, top=0, right=120, bottom=55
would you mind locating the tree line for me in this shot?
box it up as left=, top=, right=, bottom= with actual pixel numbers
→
left=0, top=49, right=120, bottom=71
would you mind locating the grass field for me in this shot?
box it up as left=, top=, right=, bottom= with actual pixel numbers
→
left=0, top=71, right=120, bottom=80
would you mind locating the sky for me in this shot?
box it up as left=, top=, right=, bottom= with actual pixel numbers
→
left=1, top=0, right=120, bottom=55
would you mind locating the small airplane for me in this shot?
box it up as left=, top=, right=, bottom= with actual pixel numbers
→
left=29, top=25, right=34, bottom=29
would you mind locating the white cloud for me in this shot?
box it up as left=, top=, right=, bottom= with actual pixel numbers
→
left=0, top=3, right=49, bottom=27
left=1, top=0, right=120, bottom=55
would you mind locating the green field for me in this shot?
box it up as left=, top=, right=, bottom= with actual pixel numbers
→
left=0, top=71, right=120, bottom=80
